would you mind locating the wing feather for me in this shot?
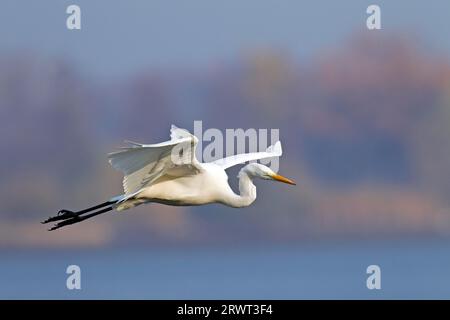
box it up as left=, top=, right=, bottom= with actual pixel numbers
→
left=212, top=141, right=282, bottom=169
left=108, top=125, right=201, bottom=195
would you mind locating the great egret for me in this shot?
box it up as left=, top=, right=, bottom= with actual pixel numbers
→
left=42, top=125, right=295, bottom=230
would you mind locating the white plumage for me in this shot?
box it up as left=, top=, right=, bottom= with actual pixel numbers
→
left=108, top=125, right=292, bottom=210
left=43, top=125, right=295, bottom=230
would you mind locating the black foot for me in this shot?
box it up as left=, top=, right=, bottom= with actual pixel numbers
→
left=47, top=206, right=113, bottom=231
left=41, top=209, right=77, bottom=224
left=48, top=216, right=82, bottom=231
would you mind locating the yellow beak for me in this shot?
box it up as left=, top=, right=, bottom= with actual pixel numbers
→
left=270, top=173, right=296, bottom=185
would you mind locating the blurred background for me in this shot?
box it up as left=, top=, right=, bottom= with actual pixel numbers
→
left=1, top=0, right=450, bottom=299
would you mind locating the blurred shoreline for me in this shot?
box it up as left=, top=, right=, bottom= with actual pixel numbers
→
left=1, top=32, right=450, bottom=248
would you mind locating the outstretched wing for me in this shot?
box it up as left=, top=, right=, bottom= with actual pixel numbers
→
left=108, top=125, right=202, bottom=195
left=212, top=141, right=282, bottom=170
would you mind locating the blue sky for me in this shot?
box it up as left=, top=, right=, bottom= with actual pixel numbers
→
left=0, top=0, right=449, bottom=77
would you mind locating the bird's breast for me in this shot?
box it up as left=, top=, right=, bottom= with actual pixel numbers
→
left=136, top=170, right=226, bottom=206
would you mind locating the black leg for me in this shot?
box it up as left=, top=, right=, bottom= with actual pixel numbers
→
left=42, top=201, right=114, bottom=224
left=48, top=207, right=114, bottom=231
left=72, top=201, right=114, bottom=215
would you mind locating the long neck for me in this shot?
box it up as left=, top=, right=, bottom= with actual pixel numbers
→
left=222, top=169, right=257, bottom=208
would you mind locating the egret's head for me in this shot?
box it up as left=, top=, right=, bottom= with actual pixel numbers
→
left=243, top=163, right=296, bottom=185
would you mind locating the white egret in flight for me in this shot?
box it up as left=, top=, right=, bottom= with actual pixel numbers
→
left=42, top=125, right=295, bottom=230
